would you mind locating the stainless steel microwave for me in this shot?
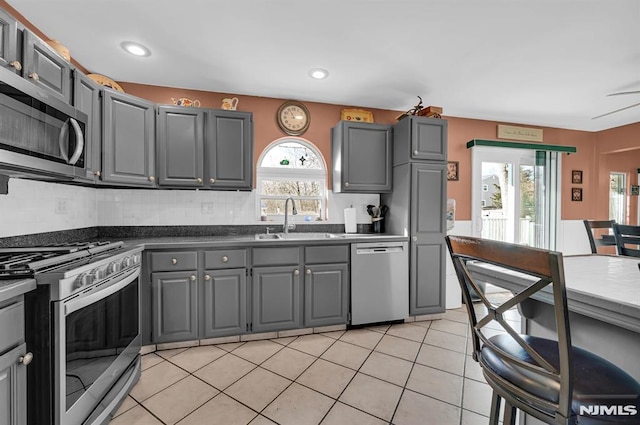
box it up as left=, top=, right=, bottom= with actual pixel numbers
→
left=0, top=66, right=88, bottom=180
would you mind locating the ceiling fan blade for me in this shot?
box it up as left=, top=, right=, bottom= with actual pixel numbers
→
left=607, top=91, right=640, bottom=96
left=592, top=101, right=640, bottom=119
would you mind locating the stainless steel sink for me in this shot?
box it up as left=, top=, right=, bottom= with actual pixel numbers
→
left=254, top=233, right=283, bottom=240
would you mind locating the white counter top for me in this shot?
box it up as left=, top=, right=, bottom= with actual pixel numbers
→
left=467, top=254, right=640, bottom=332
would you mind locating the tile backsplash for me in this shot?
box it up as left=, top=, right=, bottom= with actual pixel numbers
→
left=0, top=179, right=379, bottom=237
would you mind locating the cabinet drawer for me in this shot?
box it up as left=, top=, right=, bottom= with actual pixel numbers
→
left=150, top=251, right=198, bottom=271
left=305, top=245, right=349, bottom=264
left=0, top=300, right=24, bottom=354
left=252, top=247, right=300, bottom=266
left=204, top=249, right=246, bottom=269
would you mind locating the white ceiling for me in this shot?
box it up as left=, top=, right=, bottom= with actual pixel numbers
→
left=8, top=0, right=640, bottom=132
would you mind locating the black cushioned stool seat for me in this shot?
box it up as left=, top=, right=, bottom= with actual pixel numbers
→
left=482, top=334, right=640, bottom=424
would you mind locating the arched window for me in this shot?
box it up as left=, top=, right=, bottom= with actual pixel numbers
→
left=257, top=138, right=327, bottom=222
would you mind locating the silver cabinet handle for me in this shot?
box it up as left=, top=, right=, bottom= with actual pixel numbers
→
left=306, top=269, right=311, bottom=275
left=412, top=236, right=418, bottom=242
left=94, top=170, right=101, bottom=177
left=204, top=274, right=211, bottom=281
left=294, top=269, right=299, bottom=276
left=19, top=352, right=33, bottom=366
left=190, top=275, right=196, bottom=281
left=196, top=177, right=203, bottom=184
left=209, top=178, right=215, bottom=184
left=413, top=150, right=419, bottom=155
left=221, top=256, right=229, bottom=263
left=171, top=258, right=178, bottom=265
left=29, top=72, right=39, bottom=81
left=68, top=118, right=85, bottom=165
left=148, top=176, right=156, bottom=182
left=9, top=60, right=22, bottom=71
left=344, top=182, right=350, bottom=188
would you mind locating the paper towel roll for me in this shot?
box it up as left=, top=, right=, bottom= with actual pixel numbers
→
left=344, top=207, right=357, bottom=233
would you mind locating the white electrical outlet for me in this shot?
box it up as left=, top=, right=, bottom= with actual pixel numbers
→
left=55, top=199, right=68, bottom=214
left=201, top=202, right=215, bottom=214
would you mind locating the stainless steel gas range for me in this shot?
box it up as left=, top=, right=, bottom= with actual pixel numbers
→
left=0, top=241, right=143, bottom=425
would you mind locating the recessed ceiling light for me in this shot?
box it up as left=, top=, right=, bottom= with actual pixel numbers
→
left=309, top=68, right=329, bottom=79
left=121, top=41, right=151, bottom=57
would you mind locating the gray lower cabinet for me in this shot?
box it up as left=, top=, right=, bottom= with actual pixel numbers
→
left=201, top=269, right=247, bottom=338
left=0, top=8, right=20, bottom=73
left=332, top=120, right=392, bottom=193
left=150, top=271, right=198, bottom=344
left=251, top=265, right=301, bottom=333
left=21, top=29, right=72, bottom=103
left=73, top=70, right=101, bottom=181
left=0, top=343, right=27, bottom=425
left=102, top=90, right=156, bottom=186
left=304, top=263, right=349, bottom=327
left=0, top=296, right=29, bottom=425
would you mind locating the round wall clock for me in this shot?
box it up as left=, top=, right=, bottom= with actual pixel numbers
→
left=276, top=101, right=310, bottom=136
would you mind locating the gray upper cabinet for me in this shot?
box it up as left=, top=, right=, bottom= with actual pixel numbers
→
left=393, top=116, right=447, bottom=165
left=332, top=121, right=392, bottom=193
left=102, top=90, right=156, bottom=186
left=151, top=271, right=198, bottom=344
left=206, top=110, right=253, bottom=189
left=157, top=106, right=205, bottom=187
left=21, top=30, right=72, bottom=103
left=0, top=8, right=20, bottom=73
left=73, top=71, right=101, bottom=181
left=155, top=107, right=253, bottom=190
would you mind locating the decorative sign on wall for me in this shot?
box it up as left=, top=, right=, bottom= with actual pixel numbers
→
left=631, top=185, right=639, bottom=196
left=571, top=187, right=583, bottom=202
left=572, top=170, right=583, bottom=184
left=497, top=124, right=543, bottom=143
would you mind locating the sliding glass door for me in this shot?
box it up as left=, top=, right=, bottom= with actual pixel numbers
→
left=472, top=146, right=559, bottom=249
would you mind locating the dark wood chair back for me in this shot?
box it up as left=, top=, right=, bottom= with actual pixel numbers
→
left=583, top=220, right=615, bottom=253
left=613, top=223, right=640, bottom=257
left=445, top=235, right=573, bottom=423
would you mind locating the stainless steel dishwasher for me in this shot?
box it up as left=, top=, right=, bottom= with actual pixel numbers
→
left=350, top=241, right=409, bottom=325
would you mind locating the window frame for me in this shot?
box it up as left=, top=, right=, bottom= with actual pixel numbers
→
left=256, top=137, right=328, bottom=222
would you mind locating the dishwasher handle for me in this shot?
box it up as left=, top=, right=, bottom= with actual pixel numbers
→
left=356, top=246, right=404, bottom=255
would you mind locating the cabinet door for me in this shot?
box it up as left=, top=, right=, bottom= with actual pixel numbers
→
left=201, top=269, right=246, bottom=338
left=304, top=263, right=349, bottom=327
left=410, top=163, right=446, bottom=315
left=0, top=8, right=19, bottom=72
left=333, top=121, right=392, bottom=193
left=102, top=90, right=156, bottom=186
left=251, top=266, right=301, bottom=333
left=206, top=110, right=253, bottom=189
left=151, top=271, right=198, bottom=344
left=73, top=71, right=101, bottom=181
left=0, top=343, right=28, bottom=425
left=410, top=118, right=447, bottom=162
left=157, top=106, right=205, bottom=187
left=21, top=30, right=72, bottom=102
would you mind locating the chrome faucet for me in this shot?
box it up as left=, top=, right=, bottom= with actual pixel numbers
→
left=283, top=197, right=298, bottom=233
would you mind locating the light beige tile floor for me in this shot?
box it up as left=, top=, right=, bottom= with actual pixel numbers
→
left=110, top=305, right=518, bottom=425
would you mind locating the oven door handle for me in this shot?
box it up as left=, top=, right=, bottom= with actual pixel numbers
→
left=64, top=267, right=140, bottom=315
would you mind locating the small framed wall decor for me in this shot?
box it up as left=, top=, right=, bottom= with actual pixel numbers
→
left=447, top=161, right=459, bottom=181
left=572, top=170, right=583, bottom=184
left=571, top=187, right=583, bottom=202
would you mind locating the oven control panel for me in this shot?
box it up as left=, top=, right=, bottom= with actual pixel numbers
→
left=60, top=248, right=143, bottom=299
